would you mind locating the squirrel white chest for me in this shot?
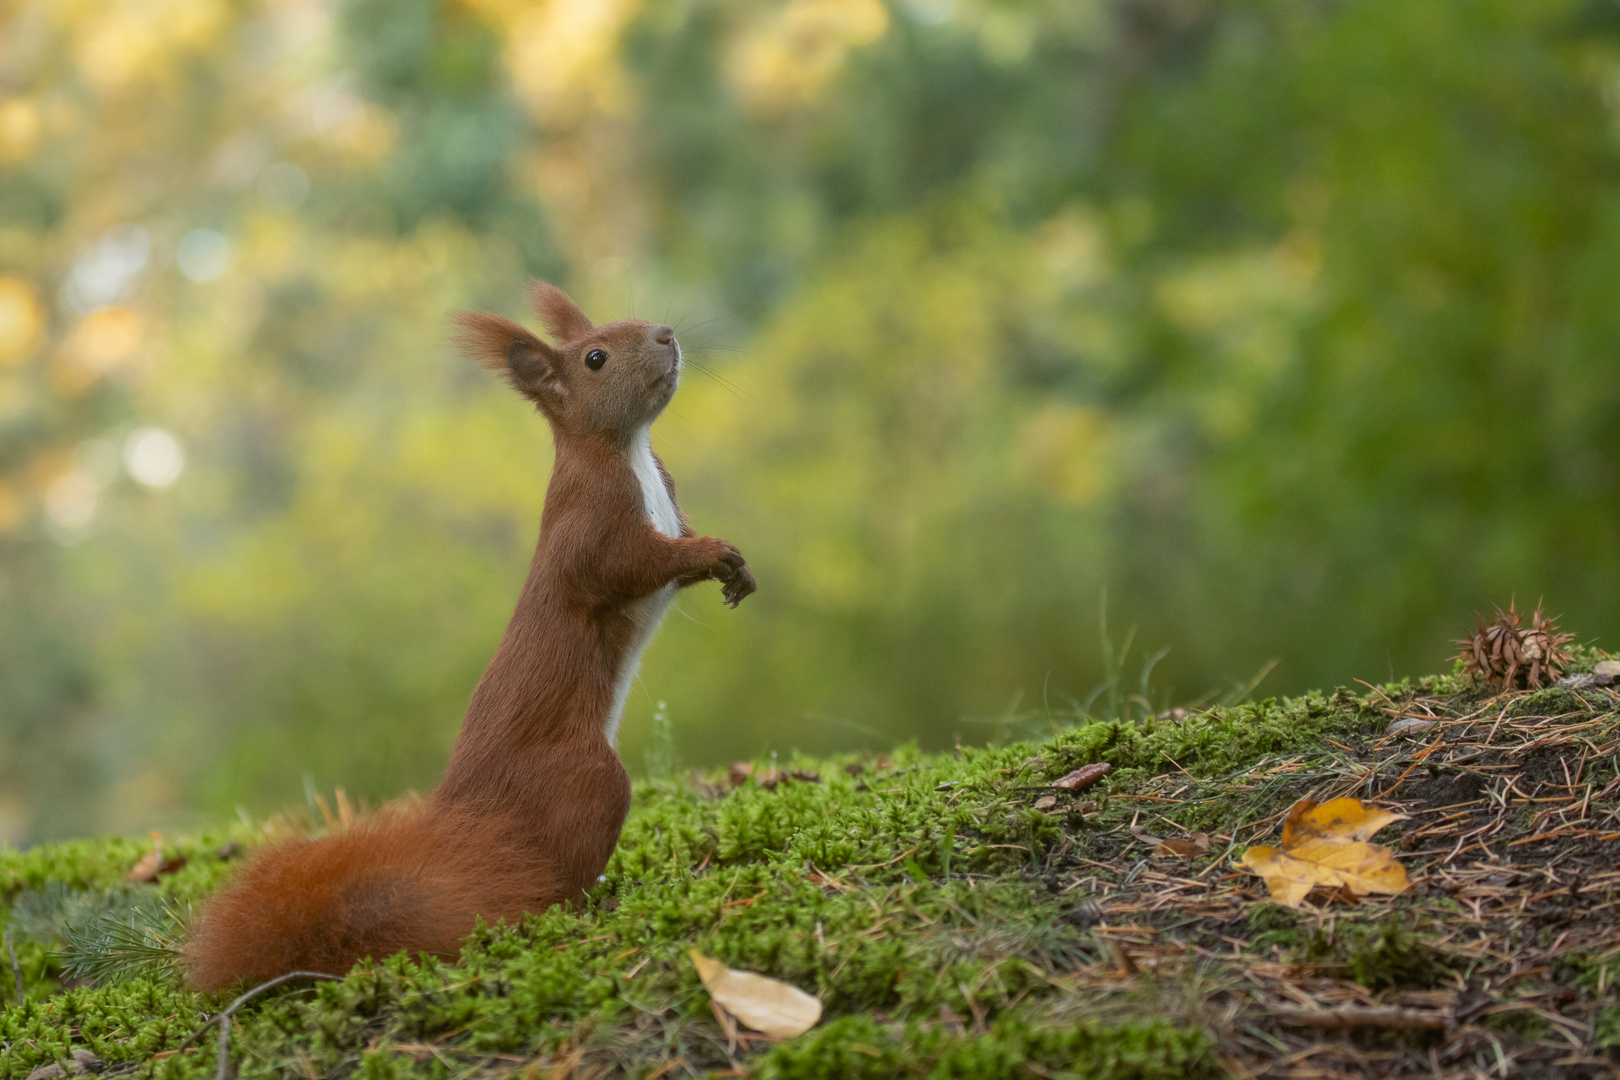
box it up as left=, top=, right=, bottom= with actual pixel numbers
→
left=603, top=429, right=681, bottom=746
left=630, top=430, right=682, bottom=539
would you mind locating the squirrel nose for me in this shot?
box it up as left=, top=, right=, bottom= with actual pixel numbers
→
left=652, top=325, right=674, bottom=346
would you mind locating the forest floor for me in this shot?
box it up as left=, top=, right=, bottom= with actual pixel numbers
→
left=5, top=661, right=1620, bottom=1080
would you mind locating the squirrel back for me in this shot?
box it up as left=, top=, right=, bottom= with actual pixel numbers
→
left=182, top=283, right=754, bottom=992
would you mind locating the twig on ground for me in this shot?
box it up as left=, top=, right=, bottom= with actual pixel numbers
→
left=176, top=971, right=344, bottom=1080
left=1271, top=1005, right=1451, bottom=1031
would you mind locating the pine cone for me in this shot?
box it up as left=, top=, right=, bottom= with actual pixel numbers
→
left=1457, top=600, right=1574, bottom=689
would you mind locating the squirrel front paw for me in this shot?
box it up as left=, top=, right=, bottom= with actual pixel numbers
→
left=707, top=541, right=756, bottom=608
left=721, top=562, right=756, bottom=608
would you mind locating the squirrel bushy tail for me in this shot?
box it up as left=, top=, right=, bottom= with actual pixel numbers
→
left=182, top=802, right=566, bottom=993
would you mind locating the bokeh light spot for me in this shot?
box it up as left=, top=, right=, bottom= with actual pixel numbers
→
left=44, top=470, right=98, bottom=531
left=177, top=229, right=230, bottom=283
left=64, top=225, right=149, bottom=313
left=62, top=306, right=143, bottom=380
left=124, top=427, right=185, bottom=489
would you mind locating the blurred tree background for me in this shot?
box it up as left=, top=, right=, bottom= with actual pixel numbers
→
left=1, top=0, right=1617, bottom=843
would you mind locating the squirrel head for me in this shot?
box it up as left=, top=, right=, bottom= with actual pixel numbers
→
left=455, top=282, right=682, bottom=440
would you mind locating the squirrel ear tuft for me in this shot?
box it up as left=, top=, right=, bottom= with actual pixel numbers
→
left=453, top=311, right=529, bottom=370
left=529, top=281, right=594, bottom=343
left=452, top=310, right=567, bottom=406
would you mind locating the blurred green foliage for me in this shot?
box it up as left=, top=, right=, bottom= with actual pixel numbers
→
left=0, top=0, right=1616, bottom=842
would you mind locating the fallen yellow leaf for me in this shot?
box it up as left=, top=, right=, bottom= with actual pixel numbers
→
left=1238, top=841, right=1409, bottom=906
left=1281, top=797, right=1404, bottom=847
left=1238, top=797, right=1410, bottom=908
left=689, top=950, right=823, bottom=1039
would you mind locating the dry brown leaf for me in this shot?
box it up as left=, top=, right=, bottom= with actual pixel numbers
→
left=127, top=848, right=164, bottom=883
left=1238, top=797, right=1409, bottom=908
left=1129, top=824, right=1165, bottom=846
left=1154, top=834, right=1211, bottom=858
left=1051, top=763, right=1111, bottom=791
left=1033, top=796, right=1058, bottom=812
left=689, top=950, right=822, bottom=1039
left=127, top=831, right=187, bottom=883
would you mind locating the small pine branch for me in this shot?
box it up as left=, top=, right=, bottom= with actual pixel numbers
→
left=57, top=899, right=187, bottom=986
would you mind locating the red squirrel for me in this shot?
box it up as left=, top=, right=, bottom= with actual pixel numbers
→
left=182, top=282, right=754, bottom=992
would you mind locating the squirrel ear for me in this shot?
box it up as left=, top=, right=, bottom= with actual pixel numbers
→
left=453, top=310, right=568, bottom=406
left=528, top=281, right=594, bottom=343
left=505, top=336, right=568, bottom=404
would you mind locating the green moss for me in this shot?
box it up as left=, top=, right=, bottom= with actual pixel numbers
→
left=1304, top=917, right=1452, bottom=992
left=1596, top=1006, right=1620, bottom=1050
left=755, top=1015, right=1220, bottom=1080
left=1481, top=1008, right=1549, bottom=1041
left=1505, top=686, right=1593, bottom=717
left=0, top=680, right=1396, bottom=1078
left=1244, top=905, right=1308, bottom=953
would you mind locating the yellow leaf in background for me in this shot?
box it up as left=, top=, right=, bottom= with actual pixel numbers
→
left=1238, top=797, right=1410, bottom=908
left=727, top=0, right=890, bottom=112
left=0, top=98, right=41, bottom=164
left=0, top=276, right=43, bottom=365
left=0, top=480, right=21, bottom=535
left=689, top=950, right=822, bottom=1039
left=1015, top=404, right=1112, bottom=508
left=504, top=0, right=640, bottom=125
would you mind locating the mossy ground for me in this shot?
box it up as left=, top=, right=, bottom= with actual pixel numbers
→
left=4, top=663, right=1620, bottom=1079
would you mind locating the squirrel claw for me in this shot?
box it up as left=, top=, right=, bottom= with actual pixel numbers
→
left=721, top=565, right=756, bottom=608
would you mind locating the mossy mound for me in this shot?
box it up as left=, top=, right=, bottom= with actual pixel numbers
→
left=5, top=668, right=1620, bottom=1078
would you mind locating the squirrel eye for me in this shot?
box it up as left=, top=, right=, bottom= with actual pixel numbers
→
left=585, top=348, right=609, bottom=371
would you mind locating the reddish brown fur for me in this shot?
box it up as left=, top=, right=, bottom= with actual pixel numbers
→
left=183, top=283, right=754, bottom=992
